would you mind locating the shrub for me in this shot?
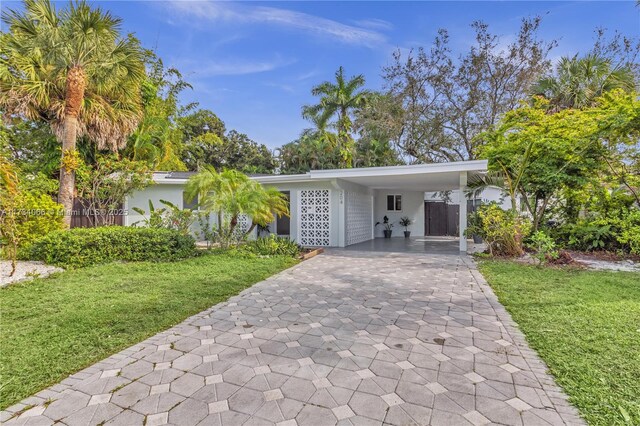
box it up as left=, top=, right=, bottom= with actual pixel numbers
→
left=14, top=192, right=64, bottom=246
left=466, top=203, right=531, bottom=257
left=132, top=199, right=195, bottom=235
left=565, top=220, right=615, bottom=251
left=22, top=226, right=196, bottom=268
left=242, top=235, right=301, bottom=257
left=562, top=208, right=640, bottom=254
left=527, top=231, right=559, bottom=265
left=617, top=210, right=640, bottom=255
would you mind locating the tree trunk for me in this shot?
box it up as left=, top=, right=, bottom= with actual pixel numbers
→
left=58, top=66, right=87, bottom=229
left=58, top=116, right=78, bottom=228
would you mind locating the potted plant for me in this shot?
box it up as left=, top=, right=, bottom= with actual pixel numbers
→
left=399, top=216, right=413, bottom=238
left=465, top=210, right=484, bottom=244
left=376, top=216, right=393, bottom=238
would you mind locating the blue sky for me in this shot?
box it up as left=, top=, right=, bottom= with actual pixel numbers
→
left=3, top=1, right=639, bottom=148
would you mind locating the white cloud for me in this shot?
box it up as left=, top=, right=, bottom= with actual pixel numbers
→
left=352, top=18, right=393, bottom=31
left=165, top=1, right=387, bottom=48
left=177, top=57, right=296, bottom=77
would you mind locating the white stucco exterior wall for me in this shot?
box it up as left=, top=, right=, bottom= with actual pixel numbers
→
left=424, top=187, right=512, bottom=210
left=373, top=190, right=425, bottom=238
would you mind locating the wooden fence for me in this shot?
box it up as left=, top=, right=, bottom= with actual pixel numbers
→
left=70, top=198, right=124, bottom=228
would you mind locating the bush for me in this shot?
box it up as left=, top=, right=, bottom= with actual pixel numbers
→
left=561, top=208, right=640, bottom=254
left=14, top=192, right=64, bottom=246
left=527, top=231, right=559, bottom=265
left=242, top=235, right=301, bottom=257
left=466, top=203, right=531, bottom=257
left=617, top=210, right=640, bottom=255
left=22, top=226, right=196, bottom=268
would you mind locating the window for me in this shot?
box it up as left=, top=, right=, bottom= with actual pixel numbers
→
left=183, top=192, right=198, bottom=211
left=386, top=195, right=402, bottom=211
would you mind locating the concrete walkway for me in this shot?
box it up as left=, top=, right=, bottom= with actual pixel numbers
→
left=2, top=251, right=583, bottom=426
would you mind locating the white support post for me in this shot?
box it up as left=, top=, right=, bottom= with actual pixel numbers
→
left=459, top=172, right=468, bottom=252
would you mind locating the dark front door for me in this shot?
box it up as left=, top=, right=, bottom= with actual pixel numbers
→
left=276, top=191, right=290, bottom=236
left=425, top=202, right=448, bottom=236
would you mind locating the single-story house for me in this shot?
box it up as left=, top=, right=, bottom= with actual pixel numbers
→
left=125, top=160, right=489, bottom=252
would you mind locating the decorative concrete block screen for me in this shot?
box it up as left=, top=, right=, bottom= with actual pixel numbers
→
left=235, top=214, right=250, bottom=235
left=346, top=191, right=373, bottom=246
left=299, top=189, right=331, bottom=246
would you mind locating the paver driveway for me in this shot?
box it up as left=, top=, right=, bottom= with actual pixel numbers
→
left=2, top=250, right=583, bottom=426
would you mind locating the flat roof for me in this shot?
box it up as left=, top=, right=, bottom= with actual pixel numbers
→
left=152, top=160, right=488, bottom=191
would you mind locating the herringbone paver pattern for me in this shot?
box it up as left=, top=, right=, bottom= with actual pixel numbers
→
left=1, top=250, right=584, bottom=425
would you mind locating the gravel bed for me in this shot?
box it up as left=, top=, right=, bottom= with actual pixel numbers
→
left=1, top=261, right=64, bottom=287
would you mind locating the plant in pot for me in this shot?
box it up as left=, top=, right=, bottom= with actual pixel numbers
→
left=465, top=210, right=485, bottom=244
left=376, top=215, right=393, bottom=238
left=399, top=216, right=413, bottom=238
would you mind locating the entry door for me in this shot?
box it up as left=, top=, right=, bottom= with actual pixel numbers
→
left=425, top=202, right=448, bottom=236
left=276, top=191, right=290, bottom=236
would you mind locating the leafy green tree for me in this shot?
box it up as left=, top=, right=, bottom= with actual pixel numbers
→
left=533, top=54, right=636, bottom=111
left=1, top=0, right=146, bottom=227
left=278, top=132, right=342, bottom=174
left=180, top=111, right=276, bottom=174
left=481, top=91, right=640, bottom=231
left=126, top=53, right=192, bottom=171
left=179, top=109, right=226, bottom=142
left=75, top=154, right=151, bottom=226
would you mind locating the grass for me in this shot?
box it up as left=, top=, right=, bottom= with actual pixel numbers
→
left=0, top=252, right=297, bottom=410
left=479, top=260, right=640, bottom=425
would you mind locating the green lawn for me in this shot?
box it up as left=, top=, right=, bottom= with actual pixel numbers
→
left=479, top=261, right=640, bottom=426
left=0, top=253, right=297, bottom=410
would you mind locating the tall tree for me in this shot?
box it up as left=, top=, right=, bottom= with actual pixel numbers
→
left=126, top=52, right=193, bottom=171
left=302, top=67, right=370, bottom=167
left=384, top=17, right=556, bottom=163
left=532, top=54, right=636, bottom=111
left=180, top=110, right=276, bottom=174
left=1, top=0, right=145, bottom=227
left=302, top=66, right=370, bottom=136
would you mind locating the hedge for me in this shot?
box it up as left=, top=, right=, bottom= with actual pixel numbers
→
left=22, top=226, right=196, bottom=268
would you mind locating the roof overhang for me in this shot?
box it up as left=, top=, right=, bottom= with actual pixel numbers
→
left=151, top=160, right=488, bottom=192
left=254, top=160, right=488, bottom=192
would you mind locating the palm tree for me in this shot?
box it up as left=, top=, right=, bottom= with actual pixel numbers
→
left=302, top=67, right=370, bottom=167
left=1, top=0, right=146, bottom=227
left=532, top=54, right=636, bottom=111
left=185, top=167, right=289, bottom=246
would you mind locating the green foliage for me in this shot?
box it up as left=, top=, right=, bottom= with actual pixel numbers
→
left=398, top=216, right=412, bottom=230
left=466, top=203, right=531, bottom=257
left=75, top=154, right=151, bottom=226
left=0, top=156, right=20, bottom=273
left=182, top=127, right=276, bottom=174
left=563, top=208, right=640, bottom=254
left=375, top=215, right=393, bottom=231
left=126, top=52, right=191, bottom=171
left=13, top=192, right=64, bottom=247
left=481, top=90, right=640, bottom=231
left=532, top=54, right=636, bottom=111
left=617, top=210, right=640, bottom=255
left=133, top=199, right=195, bottom=235
left=566, top=221, right=614, bottom=251
left=23, top=227, right=196, bottom=268
left=383, top=18, right=554, bottom=162
left=527, top=231, right=559, bottom=265
left=242, top=235, right=301, bottom=257
left=186, top=168, right=288, bottom=247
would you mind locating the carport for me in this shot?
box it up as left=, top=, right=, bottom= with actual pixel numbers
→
left=252, top=160, right=488, bottom=252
